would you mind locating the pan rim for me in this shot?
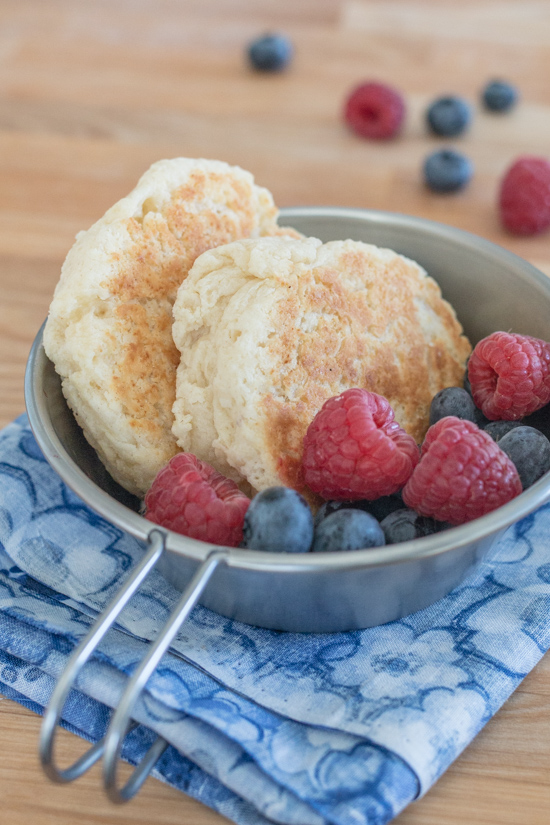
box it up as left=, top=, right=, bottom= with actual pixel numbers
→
left=24, top=206, right=550, bottom=573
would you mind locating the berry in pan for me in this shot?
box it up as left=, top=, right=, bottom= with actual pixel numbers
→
left=402, top=417, right=522, bottom=525
left=240, top=487, right=314, bottom=553
left=144, top=453, right=250, bottom=545
left=498, top=426, right=550, bottom=490
left=302, top=389, right=419, bottom=501
left=468, top=332, right=550, bottom=420
left=312, top=509, right=385, bottom=553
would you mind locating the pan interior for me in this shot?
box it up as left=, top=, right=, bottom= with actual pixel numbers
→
left=25, top=208, right=550, bottom=561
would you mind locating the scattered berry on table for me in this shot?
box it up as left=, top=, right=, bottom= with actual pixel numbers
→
left=240, top=486, right=313, bottom=553
left=247, top=33, right=293, bottom=72
left=144, top=453, right=250, bottom=546
left=380, top=508, right=448, bottom=545
left=483, top=420, right=524, bottom=442
left=473, top=407, right=491, bottom=429
left=429, top=386, right=477, bottom=426
left=468, top=331, right=550, bottom=420
left=497, top=426, right=550, bottom=490
left=344, top=81, right=405, bottom=140
left=313, top=492, right=404, bottom=528
left=482, top=80, right=519, bottom=113
left=423, top=149, right=473, bottom=193
left=426, top=96, right=471, bottom=137
left=312, top=509, right=385, bottom=553
left=402, top=417, right=522, bottom=525
left=499, top=156, right=550, bottom=235
left=302, top=389, right=419, bottom=500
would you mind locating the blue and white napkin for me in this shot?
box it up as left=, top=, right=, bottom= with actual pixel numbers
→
left=1, top=413, right=550, bottom=825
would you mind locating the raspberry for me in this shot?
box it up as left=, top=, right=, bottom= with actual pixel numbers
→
left=499, top=156, right=550, bottom=235
left=468, top=331, right=550, bottom=420
left=144, top=453, right=250, bottom=546
left=344, top=82, right=405, bottom=140
left=301, top=389, right=419, bottom=500
left=402, top=417, right=522, bottom=525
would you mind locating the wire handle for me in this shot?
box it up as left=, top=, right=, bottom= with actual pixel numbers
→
left=102, top=550, right=227, bottom=802
left=40, top=529, right=167, bottom=783
left=39, top=528, right=226, bottom=802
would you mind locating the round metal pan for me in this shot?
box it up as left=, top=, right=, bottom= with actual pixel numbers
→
left=25, top=207, right=550, bottom=633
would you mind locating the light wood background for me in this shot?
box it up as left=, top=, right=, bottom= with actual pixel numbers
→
left=1, top=1, right=550, bottom=823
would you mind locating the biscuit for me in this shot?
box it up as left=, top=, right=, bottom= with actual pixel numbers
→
left=44, top=158, right=290, bottom=496
left=172, top=236, right=471, bottom=496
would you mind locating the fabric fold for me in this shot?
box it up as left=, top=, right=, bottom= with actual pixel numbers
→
left=1, top=414, right=550, bottom=825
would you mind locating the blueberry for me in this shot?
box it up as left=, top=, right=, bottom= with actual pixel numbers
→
left=380, top=508, right=448, bottom=545
left=312, top=509, right=385, bottom=553
left=473, top=407, right=491, bottom=429
left=423, top=149, right=473, bottom=193
left=429, top=387, right=477, bottom=426
left=247, top=33, right=293, bottom=72
left=314, top=492, right=404, bottom=528
left=483, top=420, right=524, bottom=442
left=241, top=487, right=313, bottom=552
left=497, top=426, right=550, bottom=490
left=314, top=499, right=354, bottom=528
left=426, top=96, right=472, bottom=137
left=360, top=491, right=406, bottom=522
left=482, top=80, right=518, bottom=113
left=523, top=403, right=550, bottom=441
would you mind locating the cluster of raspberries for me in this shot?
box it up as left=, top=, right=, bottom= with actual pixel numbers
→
left=145, top=331, right=550, bottom=549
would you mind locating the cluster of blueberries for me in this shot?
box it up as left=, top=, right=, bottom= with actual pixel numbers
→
left=239, top=373, right=550, bottom=555
left=423, top=82, right=518, bottom=193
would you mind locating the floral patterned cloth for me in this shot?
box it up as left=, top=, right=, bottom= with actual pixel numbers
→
left=1, top=414, right=550, bottom=825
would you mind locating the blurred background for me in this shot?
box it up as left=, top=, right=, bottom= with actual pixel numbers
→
left=3, top=0, right=550, bottom=429
left=1, top=1, right=549, bottom=823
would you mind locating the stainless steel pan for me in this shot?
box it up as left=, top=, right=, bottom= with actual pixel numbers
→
left=24, top=207, right=550, bottom=801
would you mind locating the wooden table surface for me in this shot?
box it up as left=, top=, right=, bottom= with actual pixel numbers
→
left=1, top=1, right=550, bottom=823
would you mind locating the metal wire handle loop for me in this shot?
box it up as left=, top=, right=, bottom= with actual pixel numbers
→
left=39, top=529, right=167, bottom=784
left=102, top=550, right=227, bottom=803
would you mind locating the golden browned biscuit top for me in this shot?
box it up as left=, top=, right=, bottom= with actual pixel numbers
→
left=44, top=158, right=288, bottom=496
left=172, top=236, right=471, bottom=498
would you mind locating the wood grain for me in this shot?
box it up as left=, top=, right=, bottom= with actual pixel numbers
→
left=1, top=2, right=549, bottom=823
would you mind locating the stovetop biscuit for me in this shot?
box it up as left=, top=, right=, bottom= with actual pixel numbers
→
left=44, top=158, right=291, bottom=496
left=172, top=235, right=471, bottom=497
